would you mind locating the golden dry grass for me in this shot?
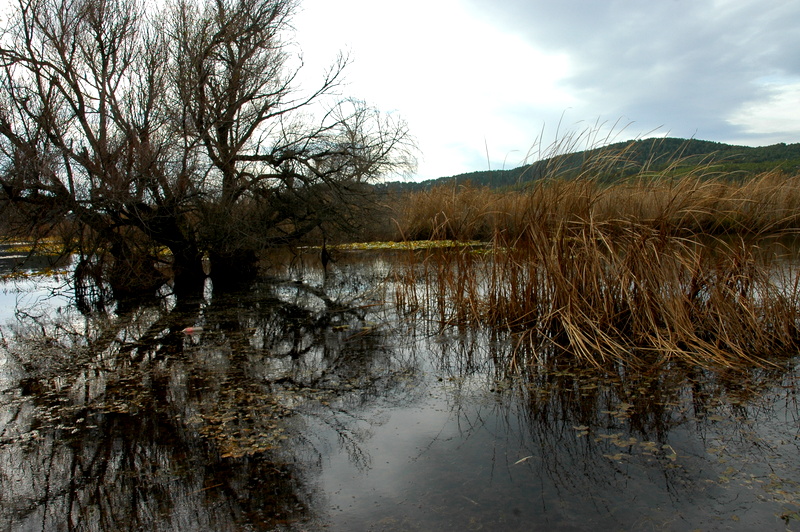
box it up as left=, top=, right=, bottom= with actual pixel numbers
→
left=390, top=171, right=800, bottom=242
left=389, top=146, right=800, bottom=371
left=395, top=225, right=800, bottom=370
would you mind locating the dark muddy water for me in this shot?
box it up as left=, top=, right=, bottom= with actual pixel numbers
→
left=0, top=250, right=799, bottom=531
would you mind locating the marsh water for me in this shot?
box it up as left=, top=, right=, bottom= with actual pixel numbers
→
left=1, top=247, right=799, bottom=531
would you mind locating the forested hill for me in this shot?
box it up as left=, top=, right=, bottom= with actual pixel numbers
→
left=380, top=138, right=800, bottom=192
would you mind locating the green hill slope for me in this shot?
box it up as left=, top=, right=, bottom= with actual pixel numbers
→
left=380, top=138, right=800, bottom=192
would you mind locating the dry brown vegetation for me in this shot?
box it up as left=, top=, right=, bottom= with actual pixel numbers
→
left=390, top=171, right=800, bottom=242
left=394, top=225, right=800, bottom=371
left=388, top=149, right=800, bottom=371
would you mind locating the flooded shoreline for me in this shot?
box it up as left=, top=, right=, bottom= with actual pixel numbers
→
left=1, top=250, right=799, bottom=530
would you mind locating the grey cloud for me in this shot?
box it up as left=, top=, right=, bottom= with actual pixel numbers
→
left=464, top=0, right=800, bottom=143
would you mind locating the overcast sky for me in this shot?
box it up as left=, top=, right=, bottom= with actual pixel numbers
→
left=294, top=0, right=800, bottom=180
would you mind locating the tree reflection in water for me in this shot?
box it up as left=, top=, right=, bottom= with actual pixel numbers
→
left=0, top=253, right=416, bottom=530
left=1, top=251, right=799, bottom=530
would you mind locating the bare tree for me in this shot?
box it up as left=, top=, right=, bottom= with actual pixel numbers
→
left=0, top=0, right=414, bottom=296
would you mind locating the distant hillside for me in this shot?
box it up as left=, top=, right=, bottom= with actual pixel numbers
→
left=379, top=138, right=800, bottom=192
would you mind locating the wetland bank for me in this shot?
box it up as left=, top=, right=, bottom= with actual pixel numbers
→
left=2, top=223, right=800, bottom=530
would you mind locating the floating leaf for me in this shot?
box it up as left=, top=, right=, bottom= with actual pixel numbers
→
left=663, top=444, right=678, bottom=461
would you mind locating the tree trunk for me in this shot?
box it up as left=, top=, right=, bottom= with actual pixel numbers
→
left=170, top=243, right=207, bottom=298
left=208, top=248, right=260, bottom=290
left=107, top=240, right=166, bottom=300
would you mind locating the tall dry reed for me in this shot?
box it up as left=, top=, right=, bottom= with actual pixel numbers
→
left=389, top=134, right=800, bottom=242
left=391, top=171, right=800, bottom=242
left=395, top=225, right=800, bottom=370
left=390, top=139, right=800, bottom=370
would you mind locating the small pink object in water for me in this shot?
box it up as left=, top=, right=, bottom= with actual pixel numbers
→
left=182, top=326, right=203, bottom=334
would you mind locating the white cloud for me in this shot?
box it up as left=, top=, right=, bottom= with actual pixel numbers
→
left=728, top=81, right=800, bottom=143
left=294, top=0, right=574, bottom=179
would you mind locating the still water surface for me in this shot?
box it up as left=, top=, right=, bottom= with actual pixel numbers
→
left=0, top=250, right=798, bottom=530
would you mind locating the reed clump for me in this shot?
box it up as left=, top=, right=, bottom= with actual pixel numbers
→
left=391, top=171, right=800, bottom=242
left=391, top=143, right=800, bottom=370
left=396, top=224, right=800, bottom=370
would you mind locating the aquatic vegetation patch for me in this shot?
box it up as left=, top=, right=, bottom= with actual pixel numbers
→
left=323, top=240, right=485, bottom=251
left=395, top=224, right=800, bottom=371
left=1, top=238, right=66, bottom=255
left=189, top=381, right=296, bottom=459
left=0, top=267, right=70, bottom=281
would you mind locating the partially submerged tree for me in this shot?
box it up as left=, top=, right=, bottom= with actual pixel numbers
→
left=0, top=0, right=414, bottom=296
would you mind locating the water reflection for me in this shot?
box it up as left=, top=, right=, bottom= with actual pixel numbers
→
left=0, top=252, right=416, bottom=530
left=319, top=327, right=800, bottom=531
left=0, top=251, right=799, bottom=530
